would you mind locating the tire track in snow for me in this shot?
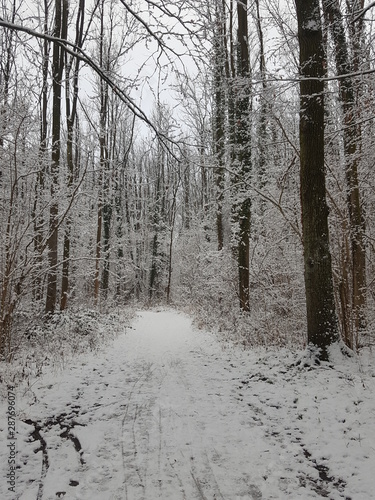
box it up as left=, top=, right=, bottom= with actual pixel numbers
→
left=120, top=311, right=261, bottom=500
left=17, top=311, right=267, bottom=499
left=170, top=360, right=227, bottom=500
left=119, top=313, right=230, bottom=499
left=121, top=367, right=155, bottom=500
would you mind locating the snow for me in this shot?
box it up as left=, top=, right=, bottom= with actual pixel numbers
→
left=1, top=309, right=375, bottom=499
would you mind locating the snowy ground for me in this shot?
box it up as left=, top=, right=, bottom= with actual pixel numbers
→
left=1, top=309, right=375, bottom=499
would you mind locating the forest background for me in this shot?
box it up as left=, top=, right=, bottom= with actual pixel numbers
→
left=1, top=0, right=375, bottom=365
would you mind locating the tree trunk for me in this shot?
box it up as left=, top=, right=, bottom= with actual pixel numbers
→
left=295, top=0, right=339, bottom=360
left=101, top=197, right=112, bottom=298
left=322, top=0, right=366, bottom=344
left=182, top=157, right=191, bottom=231
left=149, top=169, right=162, bottom=301
left=33, top=0, right=49, bottom=302
left=45, top=0, right=68, bottom=314
left=213, top=1, right=226, bottom=251
left=60, top=0, right=85, bottom=310
left=94, top=0, right=109, bottom=304
left=94, top=192, right=102, bottom=303
left=255, top=0, right=268, bottom=217
left=234, top=0, right=251, bottom=312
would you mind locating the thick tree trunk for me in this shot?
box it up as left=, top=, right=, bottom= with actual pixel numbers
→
left=234, top=0, right=251, bottom=312
left=295, top=0, right=339, bottom=359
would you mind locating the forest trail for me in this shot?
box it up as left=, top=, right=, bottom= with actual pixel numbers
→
left=118, top=311, right=265, bottom=500
left=2, top=310, right=374, bottom=499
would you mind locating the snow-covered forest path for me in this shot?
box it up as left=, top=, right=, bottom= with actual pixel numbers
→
left=117, top=311, right=266, bottom=500
left=2, top=310, right=375, bottom=499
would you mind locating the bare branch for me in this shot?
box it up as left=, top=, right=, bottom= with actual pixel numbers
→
left=0, top=18, right=176, bottom=149
left=352, top=1, right=375, bottom=22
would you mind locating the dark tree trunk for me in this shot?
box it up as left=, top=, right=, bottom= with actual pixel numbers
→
left=60, top=0, right=85, bottom=310
left=149, top=169, right=162, bottom=301
left=94, top=0, right=109, bottom=304
left=45, top=0, right=68, bottom=314
left=33, top=0, right=49, bottom=302
left=182, top=158, right=191, bottom=231
left=213, top=1, right=226, bottom=251
left=295, top=0, right=339, bottom=360
left=101, top=199, right=112, bottom=298
left=235, top=0, right=251, bottom=312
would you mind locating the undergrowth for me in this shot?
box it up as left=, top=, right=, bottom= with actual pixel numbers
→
left=0, top=307, right=133, bottom=389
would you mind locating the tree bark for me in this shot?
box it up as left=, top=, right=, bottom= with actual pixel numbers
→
left=149, top=159, right=163, bottom=301
left=213, top=1, right=226, bottom=251
left=33, top=0, right=49, bottom=302
left=45, top=0, right=68, bottom=314
left=295, top=0, right=339, bottom=359
left=94, top=0, right=109, bottom=304
left=234, top=0, right=251, bottom=312
left=60, top=0, right=85, bottom=310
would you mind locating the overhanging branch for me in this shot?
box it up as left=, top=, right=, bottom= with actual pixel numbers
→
left=0, top=18, right=176, bottom=149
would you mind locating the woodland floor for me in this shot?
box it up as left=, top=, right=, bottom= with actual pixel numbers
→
left=1, top=309, right=375, bottom=499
